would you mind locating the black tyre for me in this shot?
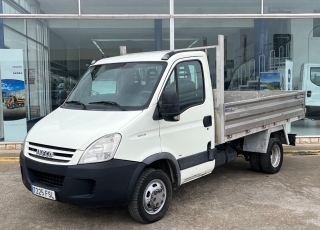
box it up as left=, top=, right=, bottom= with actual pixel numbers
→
left=128, top=168, right=172, bottom=224
left=249, top=152, right=262, bottom=172
left=260, top=138, right=283, bottom=174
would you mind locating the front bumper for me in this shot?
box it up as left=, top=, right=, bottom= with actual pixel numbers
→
left=306, top=105, right=320, bottom=114
left=20, top=152, right=146, bottom=207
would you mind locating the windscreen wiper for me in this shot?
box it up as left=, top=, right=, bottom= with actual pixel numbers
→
left=89, top=101, right=127, bottom=111
left=65, top=101, right=87, bottom=110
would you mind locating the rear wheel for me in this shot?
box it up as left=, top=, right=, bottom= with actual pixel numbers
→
left=249, top=152, right=262, bottom=172
left=260, top=138, right=283, bottom=174
left=128, top=168, right=172, bottom=224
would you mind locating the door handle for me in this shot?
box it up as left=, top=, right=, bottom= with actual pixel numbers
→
left=307, top=91, right=312, bottom=97
left=203, top=116, right=212, bottom=127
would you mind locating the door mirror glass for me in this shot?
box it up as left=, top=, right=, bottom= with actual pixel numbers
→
left=159, top=91, right=180, bottom=121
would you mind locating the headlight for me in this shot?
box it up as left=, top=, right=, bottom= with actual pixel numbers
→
left=78, top=134, right=121, bottom=164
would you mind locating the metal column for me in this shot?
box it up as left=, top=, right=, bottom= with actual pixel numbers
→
left=170, top=0, right=174, bottom=50
left=154, top=19, right=162, bottom=51
left=0, top=0, right=4, bottom=48
left=254, top=19, right=269, bottom=78
left=215, top=35, right=225, bottom=144
left=0, top=0, right=4, bottom=139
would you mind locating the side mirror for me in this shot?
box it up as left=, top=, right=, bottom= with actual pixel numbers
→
left=159, top=91, right=180, bottom=121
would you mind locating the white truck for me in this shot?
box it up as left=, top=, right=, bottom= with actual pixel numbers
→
left=300, top=63, right=320, bottom=116
left=20, top=36, right=305, bottom=223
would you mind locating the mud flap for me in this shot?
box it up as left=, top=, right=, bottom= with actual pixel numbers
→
left=288, top=134, right=296, bottom=146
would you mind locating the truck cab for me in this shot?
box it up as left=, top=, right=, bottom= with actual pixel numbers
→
left=300, top=63, right=320, bottom=115
left=20, top=50, right=216, bottom=222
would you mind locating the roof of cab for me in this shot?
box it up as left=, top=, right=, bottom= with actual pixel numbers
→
left=94, top=50, right=170, bottom=65
left=93, top=50, right=205, bottom=65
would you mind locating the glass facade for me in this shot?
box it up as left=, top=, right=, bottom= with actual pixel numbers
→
left=175, top=18, right=320, bottom=135
left=264, top=0, right=320, bottom=14
left=3, top=0, right=78, bottom=14
left=175, top=0, right=261, bottom=14
left=81, top=0, right=169, bottom=14
left=3, top=19, right=49, bottom=122
left=0, top=0, right=320, bottom=141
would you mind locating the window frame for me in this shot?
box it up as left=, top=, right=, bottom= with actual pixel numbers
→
left=162, top=59, right=206, bottom=114
left=300, top=65, right=304, bottom=82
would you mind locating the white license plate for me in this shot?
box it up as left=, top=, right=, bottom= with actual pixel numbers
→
left=31, top=185, right=56, bottom=200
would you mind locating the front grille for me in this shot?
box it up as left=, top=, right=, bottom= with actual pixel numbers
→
left=33, top=170, right=65, bottom=188
left=29, top=142, right=76, bottom=152
left=27, top=142, right=76, bottom=163
left=28, top=154, right=70, bottom=163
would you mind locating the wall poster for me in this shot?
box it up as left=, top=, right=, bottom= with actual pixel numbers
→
left=259, top=72, right=281, bottom=90
left=0, top=49, right=27, bottom=141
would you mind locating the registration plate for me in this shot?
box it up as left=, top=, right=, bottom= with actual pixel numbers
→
left=31, top=185, right=56, bottom=200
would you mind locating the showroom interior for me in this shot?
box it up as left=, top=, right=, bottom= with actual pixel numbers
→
left=0, top=0, right=320, bottom=142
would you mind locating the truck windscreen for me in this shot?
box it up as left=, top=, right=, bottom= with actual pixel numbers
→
left=63, top=62, right=167, bottom=111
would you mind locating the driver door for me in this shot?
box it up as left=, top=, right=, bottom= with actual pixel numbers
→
left=159, top=58, right=214, bottom=184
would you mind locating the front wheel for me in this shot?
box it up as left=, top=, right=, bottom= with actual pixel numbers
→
left=128, top=168, right=172, bottom=224
left=260, top=138, right=283, bottom=174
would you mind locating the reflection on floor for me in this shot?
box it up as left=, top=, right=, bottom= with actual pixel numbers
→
left=292, top=118, right=320, bottom=136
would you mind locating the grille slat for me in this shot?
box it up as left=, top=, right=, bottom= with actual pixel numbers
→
left=28, top=145, right=75, bottom=155
left=29, top=148, right=72, bottom=159
left=27, top=142, right=75, bottom=163
left=29, top=142, right=76, bottom=152
left=28, top=153, right=70, bottom=163
left=33, top=170, right=65, bottom=188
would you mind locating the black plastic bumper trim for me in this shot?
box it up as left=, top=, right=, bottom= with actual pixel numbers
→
left=20, top=151, right=146, bottom=207
left=178, top=150, right=213, bottom=170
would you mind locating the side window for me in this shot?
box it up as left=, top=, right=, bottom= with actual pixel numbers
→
left=164, top=60, right=205, bottom=112
left=164, top=70, right=176, bottom=91
left=310, top=67, right=320, bottom=86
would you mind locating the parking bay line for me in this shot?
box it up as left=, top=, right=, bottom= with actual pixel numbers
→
left=0, top=157, right=20, bottom=162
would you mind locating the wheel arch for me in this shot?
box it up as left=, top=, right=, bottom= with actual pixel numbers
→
left=142, top=152, right=181, bottom=187
left=123, top=152, right=181, bottom=205
left=270, top=129, right=289, bottom=145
